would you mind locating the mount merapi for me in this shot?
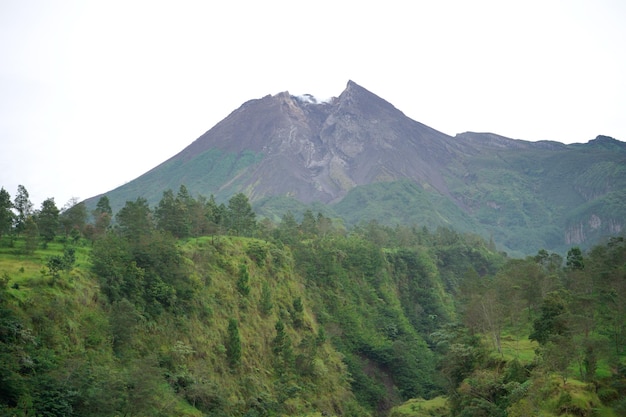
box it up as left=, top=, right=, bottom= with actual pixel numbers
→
left=89, top=81, right=626, bottom=255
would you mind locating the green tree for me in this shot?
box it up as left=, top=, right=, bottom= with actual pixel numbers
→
left=91, top=232, right=145, bottom=304
left=13, top=185, right=33, bottom=235
left=95, top=195, right=113, bottom=217
left=32, top=375, right=76, bottom=417
left=529, top=291, right=569, bottom=345
left=534, top=249, right=563, bottom=274
left=203, top=194, right=223, bottom=234
left=260, top=281, right=273, bottom=315
left=246, top=241, right=267, bottom=266
left=132, top=231, right=194, bottom=314
left=566, top=246, right=584, bottom=270
left=226, top=318, right=242, bottom=369
left=23, top=215, right=39, bottom=254
left=541, top=335, right=576, bottom=385
left=0, top=276, right=29, bottom=409
left=501, top=258, right=548, bottom=320
left=45, top=247, right=75, bottom=282
left=464, top=283, right=506, bottom=353
left=176, top=184, right=194, bottom=210
left=316, top=212, right=333, bottom=237
left=581, top=344, right=598, bottom=382
left=431, top=323, right=485, bottom=390
left=46, top=255, right=64, bottom=281
left=226, top=193, right=256, bottom=236
left=236, top=264, right=250, bottom=296
left=593, top=238, right=626, bottom=354
left=272, top=320, right=293, bottom=376
left=299, top=209, right=318, bottom=237
left=116, top=198, right=153, bottom=242
left=37, top=198, right=60, bottom=246
left=182, top=188, right=210, bottom=236
left=59, top=199, right=87, bottom=238
left=0, top=187, right=13, bottom=239
left=291, top=297, right=304, bottom=329
left=91, top=196, right=112, bottom=238
left=110, top=298, right=142, bottom=357
left=274, top=211, right=299, bottom=246
left=62, top=246, right=76, bottom=271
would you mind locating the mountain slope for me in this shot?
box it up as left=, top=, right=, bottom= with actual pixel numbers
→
left=443, top=133, right=626, bottom=253
left=86, top=82, right=626, bottom=254
left=91, top=81, right=463, bottom=207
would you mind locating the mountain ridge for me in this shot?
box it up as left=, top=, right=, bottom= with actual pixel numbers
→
left=86, top=81, right=626, bottom=255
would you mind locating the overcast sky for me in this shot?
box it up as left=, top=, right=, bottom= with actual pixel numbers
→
left=1, top=0, right=625, bottom=208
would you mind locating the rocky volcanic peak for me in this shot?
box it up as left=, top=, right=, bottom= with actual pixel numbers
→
left=318, top=81, right=462, bottom=194
left=335, top=80, right=402, bottom=119
left=187, top=80, right=462, bottom=203
left=258, top=80, right=460, bottom=202
left=125, top=81, right=472, bottom=204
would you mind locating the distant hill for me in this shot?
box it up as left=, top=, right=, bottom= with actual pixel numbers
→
left=85, top=81, right=626, bottom=255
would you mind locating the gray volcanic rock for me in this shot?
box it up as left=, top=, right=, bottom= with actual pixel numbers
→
left=171, top=80, right=461, bottom=203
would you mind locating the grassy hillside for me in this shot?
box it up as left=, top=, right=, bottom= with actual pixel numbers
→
left=87, top=149, right=265, bottom=213
left=333, top=180, right=479, bottom=233
left=0, top=208, right=508, bottom=417
left=0, top=235, right=362, bottom=416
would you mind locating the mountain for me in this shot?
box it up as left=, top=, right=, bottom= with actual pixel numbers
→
left=105, top=81, right=460, bottom=205
left=86, top=81, right=626, bottom=255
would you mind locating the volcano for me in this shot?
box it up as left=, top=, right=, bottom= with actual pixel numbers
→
left=87, top=81, right=626, bottom=255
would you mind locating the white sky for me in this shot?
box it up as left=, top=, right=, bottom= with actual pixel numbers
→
left=1, top=0, right=625, bottom=208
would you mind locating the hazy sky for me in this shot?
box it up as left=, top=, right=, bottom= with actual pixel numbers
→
left=1, top=0, right=625, bottom=207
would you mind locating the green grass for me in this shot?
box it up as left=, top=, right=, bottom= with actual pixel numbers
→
left=541, top=377, right=605, bottom=416
left=333, top=180, right=481, bottom=234
left=0, top=237, right=91, bottom=288
left=389, top=396, right=449, bottom=417
left=88, top=148, right=265, bottom=213
left=498, top=332, right=538, bottom=363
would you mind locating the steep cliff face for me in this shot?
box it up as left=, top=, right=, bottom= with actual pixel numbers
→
left=565, top=213, right=624, bottom=245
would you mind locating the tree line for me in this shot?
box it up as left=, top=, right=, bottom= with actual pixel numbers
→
left=0, top=184, right=258, bottom=251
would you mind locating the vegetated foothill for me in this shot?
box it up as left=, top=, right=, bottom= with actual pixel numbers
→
left=1, top=184, right=625, bottom=416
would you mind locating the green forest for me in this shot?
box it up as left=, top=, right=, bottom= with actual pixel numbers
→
left=1, top=184, right=625, bottom=416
